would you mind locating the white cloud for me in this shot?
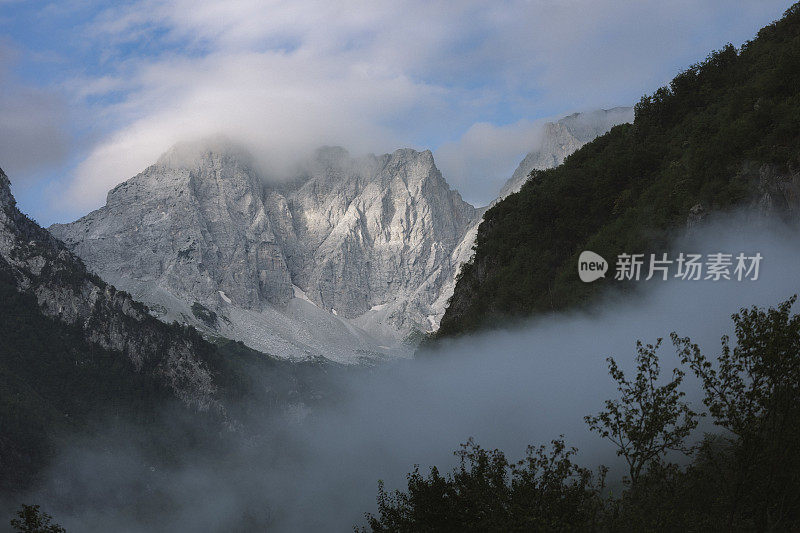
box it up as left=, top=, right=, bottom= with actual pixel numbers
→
left=66, top=50, right=448, bottom=207
left=0, top=44, right=70, bottom=180
left=55, top=0, right=791, bottom=214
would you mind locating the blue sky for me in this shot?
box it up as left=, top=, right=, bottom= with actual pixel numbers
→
left=0, top=0, right=793, bottom=226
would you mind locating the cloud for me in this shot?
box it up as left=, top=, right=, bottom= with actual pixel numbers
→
left=65, top=50, right=447, bottom=207
left=435, top=119, right=547, bottom=206
left=22, top=212, right=800, bottom=531
left=46, top=0, right=791, bottom=215
left=0, top=44, right=70, bottom=180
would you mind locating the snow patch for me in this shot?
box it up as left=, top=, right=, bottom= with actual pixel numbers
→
left=218, top=290, right=232, bottom=304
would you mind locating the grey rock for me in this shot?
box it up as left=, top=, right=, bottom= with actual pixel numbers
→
left=686, top=203, right=708, bottom=229
left=756, top=163, right=800, bottom=216
left=51, top=144, right=479, bottom=361
left=47, top=108, right=632, bottom=361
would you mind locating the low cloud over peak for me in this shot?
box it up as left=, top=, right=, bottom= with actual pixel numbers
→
left=0, top=1, right=791, bottom=223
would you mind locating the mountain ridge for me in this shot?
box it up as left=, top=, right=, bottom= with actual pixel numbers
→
left=436, top=4, right=800, bottom=337
left=49, top=109, right=633, bottom=361
left=50, top=145, right=479, bottom=362
left=1, top=166, right=221, bottom=411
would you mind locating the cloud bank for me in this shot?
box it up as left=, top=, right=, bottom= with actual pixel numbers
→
left=17, top=213, right=800, bottom=531
left=11, top=0, right=784, bottom=216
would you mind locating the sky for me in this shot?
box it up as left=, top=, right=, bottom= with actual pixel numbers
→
left=0, top=0, right=793, bottom=225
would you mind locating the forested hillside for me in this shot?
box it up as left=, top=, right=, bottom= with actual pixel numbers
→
left=437, top=3, right=800, bottom=337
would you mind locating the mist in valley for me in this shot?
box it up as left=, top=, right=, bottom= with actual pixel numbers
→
left=11, top=213, right=800, bottom=532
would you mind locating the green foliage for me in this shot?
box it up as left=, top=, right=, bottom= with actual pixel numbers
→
left=367, top=296, right=800, bottom=531
left=437, top=3, right=800, bottom=337
left=9, top=504, right=65, bottom=533
left=585, top=339, right=698, bottom=485
left=673, top=295, right=800, bottom=529
left=362, top=438, right=604, bottom=532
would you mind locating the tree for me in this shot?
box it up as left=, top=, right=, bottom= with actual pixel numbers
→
left=672, top=295, right=800, bottom=528
left=585, top=339, right=698, bottom=485
left=10, top=505, right=65, bottom=533
left=362, top=438, right=603, bottom=532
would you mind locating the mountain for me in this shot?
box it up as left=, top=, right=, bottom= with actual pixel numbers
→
left=0, top=165, right=220, bottom=492
left=422, top=108, right=633, bottom=330
left=0, top=165, right=342, bottom=494
left=48, top=115, right=632, bottom=361
left=436, top=4, right=800, bottom=338
left=0, top=167, right=219, bottom=412
left=51, top=145, right=479, bottom=362
left=498, top=107, right=634, bottom=200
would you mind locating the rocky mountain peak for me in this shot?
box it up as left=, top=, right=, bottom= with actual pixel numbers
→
left=311, top=145, right=352, bottom=167
left=156, top=137, right=255, bottom=170
left=0, top=166, right=220, bottom=411
left=51, top=143, right=480, bottom=362
left=49, top=107, right=626, bottom=362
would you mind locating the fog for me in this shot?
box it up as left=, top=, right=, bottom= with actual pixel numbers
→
left=15, top=213, right=800, bottom=532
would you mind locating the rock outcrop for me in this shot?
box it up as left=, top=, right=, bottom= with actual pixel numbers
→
left=51, top=144, right=480, bottom=361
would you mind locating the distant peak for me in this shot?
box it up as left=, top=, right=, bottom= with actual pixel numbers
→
left=384, top=148, right=435, bottom=166
left=556, top=107, right=634, bottom=142
left=393, top=147, right=431, bottom=157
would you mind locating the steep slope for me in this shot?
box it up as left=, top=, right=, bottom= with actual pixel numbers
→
left=0, top=166, right=344, bottom=494
left=52, top=145, right=479, bottom=361
left=420, top=108, right=633, bottom=331
left=0, top=167, right=219, bottom=411
left=437, top=4, right=800, bottom=338
left=498, top=107, right=634, bottom=200
left=0, top=166, right=224, bottom=493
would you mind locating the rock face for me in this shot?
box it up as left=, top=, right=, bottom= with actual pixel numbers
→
left=48, top=109, right=631, bottom=361
left=0, top=167, right=220, bottom=411
left=54, top=146, right=294, bottom=311
left=498, top=107, right=634, bottom=200
left=51, top=144, right=479, bottom=361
